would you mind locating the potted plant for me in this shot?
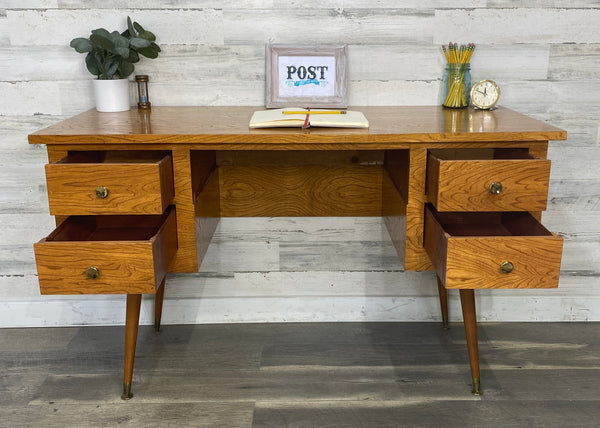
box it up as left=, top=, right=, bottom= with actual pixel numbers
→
left=70, top=16, right=161, bottom=112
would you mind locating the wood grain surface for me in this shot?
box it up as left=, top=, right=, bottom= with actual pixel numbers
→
left=169, top=148, right=199, bottom=272
left=45, top=153, right=174, bottom=215
left=216, top=149, right=385, bottom=217
left=384, top=150, right=410, bottom=204
left=28, top=106, right=567, bottom=147
left=34, top=209, right=177, bottom=294
left=194, top=169, right=221, bottom=268
left=404, top=147, right=432, bottom=271
left=191, top=150, right=217, bottom=204
left=30, top=109, right=566, bottom=287
left=219, top=165, right=383, bottom=217
left=427, top=152, right=551, bottom=212
left=445, top=236, right=563, bottom=289
left=425, top=207, right=563, bottom=289
left=29, top=108, right=566, bottom=310
left=382, top=160, right=408, bottom=266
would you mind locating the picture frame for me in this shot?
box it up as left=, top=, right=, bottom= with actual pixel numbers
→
left=266, top=44, right=348, bottom=108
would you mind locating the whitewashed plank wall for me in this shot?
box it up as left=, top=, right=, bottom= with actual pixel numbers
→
left=0, top=2, right=598, bottom=327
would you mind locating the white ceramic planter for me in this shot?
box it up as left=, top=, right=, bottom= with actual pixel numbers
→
left=93, top=78, right=131, bottom=112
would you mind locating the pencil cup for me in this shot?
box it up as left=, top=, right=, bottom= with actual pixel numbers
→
left=442, top=63, right=471, bottom=108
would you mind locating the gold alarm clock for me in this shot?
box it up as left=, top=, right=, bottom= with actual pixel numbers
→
left=470, top=79, right=500, bottom=110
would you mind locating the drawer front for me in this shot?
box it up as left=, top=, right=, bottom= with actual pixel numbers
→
left=33, top=209, right=177, bottom=295
left=427, top=152, right=551, bottom=212
left=45, top=153, right=174, bottom=215
left=424, top=206, right=563, bottom=289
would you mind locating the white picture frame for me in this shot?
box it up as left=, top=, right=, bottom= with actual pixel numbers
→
left=266, top=44, right=348, bottom=108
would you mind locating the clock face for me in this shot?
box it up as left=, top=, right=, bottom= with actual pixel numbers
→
left=470, top=80, right=500, bottom=109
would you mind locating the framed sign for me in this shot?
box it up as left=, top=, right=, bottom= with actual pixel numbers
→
left=266, top=44, right=347, bottom=108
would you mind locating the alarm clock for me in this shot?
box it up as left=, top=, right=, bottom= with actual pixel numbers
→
left=470, top=79, right=500, bottom=110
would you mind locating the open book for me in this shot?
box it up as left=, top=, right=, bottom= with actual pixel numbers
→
left=249, top=108, right=369, bottom=129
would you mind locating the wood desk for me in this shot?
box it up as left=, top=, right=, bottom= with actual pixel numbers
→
left=29, top=106, right=566, bottom=398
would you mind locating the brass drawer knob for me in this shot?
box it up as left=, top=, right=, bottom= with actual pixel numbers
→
left=95, top=186, right=109, bottom=199
left=489, top=181, right=503, bottom=194
left=85, top=266, right=100, bottom=279
left=500, top=261, right=514, bottom=274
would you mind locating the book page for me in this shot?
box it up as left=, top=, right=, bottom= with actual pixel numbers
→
left=249, top=109, right=306, bottom=128
left=249, top=108, right=369, bottom=129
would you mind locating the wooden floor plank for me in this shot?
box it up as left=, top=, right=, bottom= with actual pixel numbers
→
left=1, top=325, right=263, bottom=375
left=0, top=372, right=49, bottom=406
left=28, top=367, right=470, bottom=404
left=0, top=403, right=254, bottom=428
left=253, top=399, right=600, bottom=428
left=1, top=322, right=599, bottom=427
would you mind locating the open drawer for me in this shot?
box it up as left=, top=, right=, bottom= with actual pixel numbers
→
left=34, top=207, right=177, bottom=295
left=45, top=151, right=174, bottom=215
left=424, top=204, right=563, bottom=289
left=426, top=148, right=551, bottom=212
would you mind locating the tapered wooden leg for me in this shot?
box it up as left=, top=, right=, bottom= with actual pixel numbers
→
left=459, top=289, right=482, bottom=395
left=122, top=293, right=142, bottom=400
left=154, top=278, right=166, bottom=333
left=436, top=276, right=449, bottom=330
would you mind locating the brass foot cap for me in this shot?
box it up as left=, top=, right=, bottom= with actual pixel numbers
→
left=154, top=320, right=161, bottom=333
left=472, top=378, right=482, bottom=396
left=442, top=316, right=450, bottom=330
left=121, top=383, right=133, bottom=400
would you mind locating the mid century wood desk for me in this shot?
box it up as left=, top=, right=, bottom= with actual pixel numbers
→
left=29, top=106, right=566, bottom=398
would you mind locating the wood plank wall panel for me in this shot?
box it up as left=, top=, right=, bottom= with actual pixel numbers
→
left=1, top=4, right=599, bottom=326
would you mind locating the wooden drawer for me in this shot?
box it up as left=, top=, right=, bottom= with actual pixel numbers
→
left=424, top=205, right=562, bottom=289
left=426, top=149, right=551, bottom=212
left=45, top=151, right=174, bottom=215
left=33, top=207, right=177, bottom=295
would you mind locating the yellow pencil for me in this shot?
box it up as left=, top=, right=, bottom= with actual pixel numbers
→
left=282, top=110, right=346, bottom=115
left=442, top=42, right=476, bottom=108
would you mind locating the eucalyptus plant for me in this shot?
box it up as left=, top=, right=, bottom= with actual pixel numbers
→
left=70, top=16, right=161, bottom=80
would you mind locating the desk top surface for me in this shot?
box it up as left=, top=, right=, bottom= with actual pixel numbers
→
left=29, top=106, right=566, bottom=147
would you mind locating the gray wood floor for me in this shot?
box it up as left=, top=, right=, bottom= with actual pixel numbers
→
left=1, top=322, right=599, bottom=428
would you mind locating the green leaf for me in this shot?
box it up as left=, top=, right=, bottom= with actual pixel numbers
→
left=127, top=16, right=137, bottom=37
left=133, top=21, right=145, bottom=34
left=104, top=56, right=119, bottom=79
left=128, top=49, right=140, bottom=64
left=70, top=37, right=92, bottom=53
left=90, top=33, right=114, bottom=52
left=137, top=30, right=156, bottom=42
left=109, top=30, right=127, bottom=43
left=91, top=28, right=111, bottom=38
left=129, top=37, right=151, bottom=49
left=119, top=58, right=135, bottom=79
left=136, top=42, right=161, bottom=59
left=85, top=51, right=101, bottom=77
left=109, top=31, right=130, bottom=57
left=76, top=20, right=159, bottom=78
